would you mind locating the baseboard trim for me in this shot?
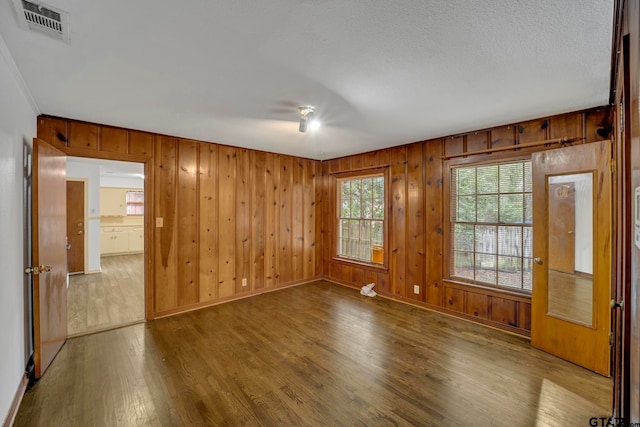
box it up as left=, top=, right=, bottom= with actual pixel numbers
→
left=2, top=373, right=28, bottom=427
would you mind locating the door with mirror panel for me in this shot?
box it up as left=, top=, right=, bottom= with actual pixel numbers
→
left=531, top=140, right=612, bottom=376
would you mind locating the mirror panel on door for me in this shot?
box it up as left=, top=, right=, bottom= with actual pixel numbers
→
left=547, top=173, right=594, bottom=327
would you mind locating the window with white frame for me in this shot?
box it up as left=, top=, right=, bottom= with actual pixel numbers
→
left=126, top=191, right=144, bottom=215
left=337, top=174, right=385, bottom=264
left=450, top=160, right=533, bottom=291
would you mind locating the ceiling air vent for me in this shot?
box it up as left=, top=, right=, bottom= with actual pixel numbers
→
left=12, top=0, right=70, bottom=43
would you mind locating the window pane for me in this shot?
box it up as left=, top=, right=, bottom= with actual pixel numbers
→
left=523, top=227, right=533, bottom=258
left=524, top=193, right=533, bottom=224
left=457, top=195, right=476, bottom=222
left=373, top=177, right=384, bottom=199
left=498, top=226, right=522, bottom=256
left=499, top=194, right=524, bottom=223
left=477, top=165, right=498, bottom=194
left=477, top=195, right=498, bottom=223
left=372, top=221, right=383, bottom=246
left=457, top=168, right=476, bottom=195
left=498, top=256, right=522, bottom=289
left=524, top=162, right=532, bottom=192
left=475, top=254, right=497, bottom=284
left=523, top=258, right=533, bottom=290
left=453, top=224, right=474, bottom=251
left=453, top=251, right=474, bottom=279
left=475, top=225, right=496, bottom=254
left=373, top=198, right=384, bottom=219
left=499, top=163, right=524, bottom=193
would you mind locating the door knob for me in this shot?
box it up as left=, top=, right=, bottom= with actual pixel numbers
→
left=78, top=222, right=83, bottom=227
left=567, top=230, right=574, bottom=234
left=77, top=230, right=83, bottom=235
left=534, top=257, right=543, bottom=265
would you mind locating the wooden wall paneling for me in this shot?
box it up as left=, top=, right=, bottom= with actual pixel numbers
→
left=465, top=292, right=489, bottom=319
left=490, top=126, right=516, bottom=149
left=424, top=139, right=444, bottom=306
left=69, top=122, right=99, bottom=151
left=548, top=112, right=583, bottom=140
left=264, top=154, right=280, bottom=286
left=177, top=139, right=199, bottom=306
left=444, top=136, right=464, bottom=157
left=444, top=286, right=465, bottom=313
left=37, top=117, right=68, bottom=148
left=339, top=157, right=351, bottom=173
left=389, top=146, right=407, bottom=297
left=303, top=159, right=316, bottom=279
left=351, top=266, right=364, bottom=285
left=321, top=163, right=332, bottom=276
left=100, top=126, right=128, bottom=154
left=466, top=132, right=489, bottom=152
left=351, top=154, right=364, bottom=170
left=129, top=131, right=154, bottom=156
left=218, top=146, right=237, bottom=298
left=364, top=269, right=377, bottom=286
left=154, top=136, right=178, bottom=312
left=312, top=160, right=324, bottom=277
left=292, top=158, right=304, bottom=282
left=377, top=271, right=389, bottom=292
left=585, top=108, right=613, bottom=143
left=198, top=143, right=219, bottom=302
left=406, top=142, right=425, bottom=301
left=251, top=151, right=266, bottom=290
left=279, top=157, right=293, bottom=284
left=516, top=120, right=548, bottom=145
left=518, top=302, right=532, bottom=330
left=235, top=149, right=252, bottom=293
left=490, top=297, right=518, bottom=327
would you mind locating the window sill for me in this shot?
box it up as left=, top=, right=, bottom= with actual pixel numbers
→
left=443, top=278, right=531, bottom=302
left=332, top=257, right=389, bottom=271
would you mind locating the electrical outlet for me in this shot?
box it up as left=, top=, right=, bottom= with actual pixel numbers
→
left=242, top=278, right=247, bottom=287
left=413, top=285, right=420, bottom=294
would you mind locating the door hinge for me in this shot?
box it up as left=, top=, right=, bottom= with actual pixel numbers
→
left=610, top=158, right=616, bottom=173
left=609, top=332, right=614, bottom=346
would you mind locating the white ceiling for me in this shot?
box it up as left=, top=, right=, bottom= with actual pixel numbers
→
left=0, top=1, right=613, bottom=160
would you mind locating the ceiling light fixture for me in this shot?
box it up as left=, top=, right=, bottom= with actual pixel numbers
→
left=298, top=105, right=318, bottom=132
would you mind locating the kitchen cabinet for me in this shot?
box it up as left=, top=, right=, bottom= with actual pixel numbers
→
left=100, top=188, right=127, bottom=216
left=100, top=227, right=129, bottom=254
left=128, top=228, right=144, bottom=252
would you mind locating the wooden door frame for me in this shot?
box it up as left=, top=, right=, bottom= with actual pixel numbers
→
left=55, top=149, right=154, bottom=321
left=66, top=177, right=88, bottom=273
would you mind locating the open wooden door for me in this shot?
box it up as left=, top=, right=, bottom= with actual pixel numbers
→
left=66, top=180, right=85, bottom=274
left=30, top=138, right=68, bottom=378
left=531, top=140, right=612, bottom=376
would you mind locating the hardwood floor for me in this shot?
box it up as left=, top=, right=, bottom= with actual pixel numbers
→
left=67, top=254, right=144, bottom=336
left=18, top=280, right=610, bottom=426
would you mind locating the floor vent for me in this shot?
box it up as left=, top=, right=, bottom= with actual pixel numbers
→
left=12, top=0, right=70, bottom=43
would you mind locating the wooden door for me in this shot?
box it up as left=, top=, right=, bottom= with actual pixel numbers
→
left=32, top=138, right=68, bottom=378
left=547, top=182, right=575, bottom=273
left=531, top=140, right=612, bottom=376
left=66, top=180, right=85, bottom=274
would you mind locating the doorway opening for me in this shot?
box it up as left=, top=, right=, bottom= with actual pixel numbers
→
left=66, top=157, right=145, bottom=336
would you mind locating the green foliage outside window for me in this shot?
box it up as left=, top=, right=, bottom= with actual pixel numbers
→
left=338, top=175, right=384, bottom=264
left=451, top=161, right=532, bottom=291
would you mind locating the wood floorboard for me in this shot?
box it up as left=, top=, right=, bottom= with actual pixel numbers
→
left=67, top=254, right=144, bottom=336
left=18, top=280, right=611, bottom=426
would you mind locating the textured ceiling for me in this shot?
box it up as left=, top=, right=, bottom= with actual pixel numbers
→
left=0, top=1, right=613, bottom=160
